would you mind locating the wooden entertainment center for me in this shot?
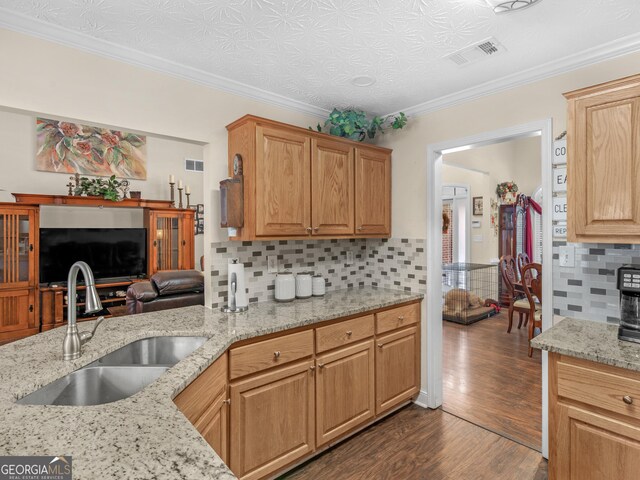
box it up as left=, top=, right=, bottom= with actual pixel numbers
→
left=0, top=194, right=195, bottom=344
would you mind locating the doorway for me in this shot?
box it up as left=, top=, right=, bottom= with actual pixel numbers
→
left=423, top=120, right=553, bottom=458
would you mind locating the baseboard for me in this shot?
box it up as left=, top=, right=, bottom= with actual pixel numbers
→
left=413, top=390, right=429, bottom=408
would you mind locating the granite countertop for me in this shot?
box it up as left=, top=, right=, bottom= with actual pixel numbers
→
left=531, top=317, right=640, bottom=371
left=0, top=287, right=422, bottom=480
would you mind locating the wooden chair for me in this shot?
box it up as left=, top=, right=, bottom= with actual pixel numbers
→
left=521, top=262, right=543, bottom=357
left=516, top=252, right=531, bottom=282
left=499, top=255, right=530, bottom=333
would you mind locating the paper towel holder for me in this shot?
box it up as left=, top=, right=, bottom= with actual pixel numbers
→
left=221, top=261, right=248, bottom=313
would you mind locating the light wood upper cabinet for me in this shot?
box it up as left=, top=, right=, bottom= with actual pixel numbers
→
left=565, top=74, right=640, bottom=243
left=355, top=148, right=391, bottom=236
left=311, top=138, right=354, bottom=235
left=226, top=115, right=392, bottom=240
left=255, top=126, right=311, bottom=236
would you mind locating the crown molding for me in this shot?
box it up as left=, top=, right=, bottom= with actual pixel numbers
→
left=0, top=8, right=329, bottom=119
left=387, top=32, right=640, bottom=118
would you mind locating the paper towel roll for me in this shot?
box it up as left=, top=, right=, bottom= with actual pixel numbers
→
left=228, top=259, right=248, bottom=308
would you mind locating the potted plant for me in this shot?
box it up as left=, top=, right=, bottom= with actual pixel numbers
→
left=74, top=175, right=128, bottom=201
left=311, top=109, right=407, bottom=142
left=496, top=181, right=518, bottom=204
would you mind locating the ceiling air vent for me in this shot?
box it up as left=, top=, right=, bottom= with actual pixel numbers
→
left=185, top=158, right=204, bottom=172
left=445, top=37, right=506, bottom=67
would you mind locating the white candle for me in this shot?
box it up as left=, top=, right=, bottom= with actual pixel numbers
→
left=178, top=180, right=183, bottom=188
left=185, top=185, right=190, bottom=194
left=169, top=174, right=175, bottom=183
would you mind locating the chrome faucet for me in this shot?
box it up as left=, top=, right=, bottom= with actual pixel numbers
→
left=62, top=261, right=104, bottom=361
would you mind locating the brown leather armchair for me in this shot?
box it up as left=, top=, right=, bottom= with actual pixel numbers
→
left=126, top=270, right=204, bottom=315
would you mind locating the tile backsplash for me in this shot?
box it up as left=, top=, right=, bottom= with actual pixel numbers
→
left=210, top=237, right=427, bottom=308
left=552, top=241, right=631, bottom=324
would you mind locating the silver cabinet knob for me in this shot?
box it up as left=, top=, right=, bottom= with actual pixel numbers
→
left=346, top=330, right=353, bottom=336
left=306, top=227, right=312, bottom=233
left=398, top=315, right=405, bottom=321
left=223, top=399, right=231, bottom=405
left=318, top=363, right=325, bottom=369
left=357, top=226, right=364, bottom=231
left=274, top=351, right=281, bottom=359
left=309, top=365, right=316, bottom=372
left=377, top=343, right=384, bottom=348
left=624, top=395, right=634, bottom=405
left=313, top=227, right=319, bottom=232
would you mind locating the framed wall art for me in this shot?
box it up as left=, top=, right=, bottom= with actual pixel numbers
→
left=473, top=196, right=483, bottom=216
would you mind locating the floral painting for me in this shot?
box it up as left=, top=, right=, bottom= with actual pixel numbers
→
left=36, top=117, right=147, bottom=179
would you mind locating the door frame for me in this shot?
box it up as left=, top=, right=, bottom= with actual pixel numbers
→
left=421, top=119, right=553, bottom=458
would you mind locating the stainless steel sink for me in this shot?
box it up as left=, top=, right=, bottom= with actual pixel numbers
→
left=17, top=366, right=169, bottom=406
left=17, top=336, right=208, bottom=406
left=92, top=336, right=208, bottom=367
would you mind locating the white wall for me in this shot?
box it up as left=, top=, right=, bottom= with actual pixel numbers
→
left=377, top=50, right=640, bottom=240
left=443, top=136, right=541, bottom=264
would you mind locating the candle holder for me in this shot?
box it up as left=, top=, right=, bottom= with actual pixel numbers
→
left=169, top=182, right=175, bottom=208
left=178, top=187, right=184, bottom=209
left=186, top=192, right=191, bottom=209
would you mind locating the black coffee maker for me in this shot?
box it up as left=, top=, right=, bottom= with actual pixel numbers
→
left=618, top=266, right=640, bottom=343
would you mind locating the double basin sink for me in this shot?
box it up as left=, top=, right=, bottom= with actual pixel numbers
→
left=17, top=336, right=207, bottom=406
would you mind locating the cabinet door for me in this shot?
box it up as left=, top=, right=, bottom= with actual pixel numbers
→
left=355, top=148, right=391, bottom=236
left=376, top=326, right=419, bottom=414
left=0, top=289, right=36, bottom=340
left=149, top=212, right=182, bottom=273
left=568, top=85, right=640, bottom=241
left=180, top=212, right=195, bottom=270
left=311, top=138, right=354, bottom=235
left=552, top=403, right=640, bottom=480
left=316, top=340, right=375, bottom=447
left=229, top=360, right=315, bottom=480
left=255, top=126, right=311, bottom=237
left=0, top=209, right=37, bottom=289
left=194, top=391, right=229, bottom=464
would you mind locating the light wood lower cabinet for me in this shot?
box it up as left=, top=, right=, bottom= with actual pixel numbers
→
left=315, top=340, right=375, bottom=447
left=550, top=352, right=640, bottom=479
left=375, top=326, right=420, bottom=414
left=229, top=360, right=315, bottom=480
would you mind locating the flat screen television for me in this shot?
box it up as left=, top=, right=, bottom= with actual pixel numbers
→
left=39, top=228, right=147, bottom=284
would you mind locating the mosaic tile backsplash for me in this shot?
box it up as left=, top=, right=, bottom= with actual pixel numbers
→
left=210, top=238, right=427, bottom=309
left=552, top=241, right=632, bottom=324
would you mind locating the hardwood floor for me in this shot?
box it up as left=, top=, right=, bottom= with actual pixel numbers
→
left=284, top=405, right=546, bottom=480
left=443, top=312, right=542, bottom=450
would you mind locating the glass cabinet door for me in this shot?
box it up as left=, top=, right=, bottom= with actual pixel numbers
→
left=155, top=215, right=181, bottom=271
left=0, top=210, right=34, bottom=288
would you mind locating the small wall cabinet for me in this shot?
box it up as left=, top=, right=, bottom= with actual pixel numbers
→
left=226, top=115, right=391, bottom=240
left=145, top=208, right=195, bottom=275
left=565, top=73, right=640, bottom=243
left=0, top=204, right=39, bottom=344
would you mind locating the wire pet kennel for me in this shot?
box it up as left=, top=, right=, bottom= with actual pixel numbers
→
left=442, top=263, right=499, bottom=325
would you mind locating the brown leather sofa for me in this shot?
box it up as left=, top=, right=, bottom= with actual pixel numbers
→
left=126, top=270, right=205, bottom=314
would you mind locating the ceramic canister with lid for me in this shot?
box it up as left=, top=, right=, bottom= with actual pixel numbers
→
left=274, top=272, right=295, bottom=302
left=312, top=274, right=326, bottom=296
left=295, top=271, right=313, bottom=299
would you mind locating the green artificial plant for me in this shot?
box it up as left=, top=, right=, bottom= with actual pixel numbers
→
left=311, top=109, right=408, bottom=142
left=74, top=175, right=124, bottom=201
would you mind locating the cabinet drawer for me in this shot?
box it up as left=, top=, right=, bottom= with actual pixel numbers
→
left=557, top=357, right=640, bottom=421
left=230, top=330, right=314, bottom=380
left=316, top=315, right=374, bottom=353
left=376, top=303, right=420, bottom=334
left=174, top=353, right=227, bottom=425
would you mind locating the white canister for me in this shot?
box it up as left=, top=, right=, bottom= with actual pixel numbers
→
left=295, top=272, right=313, bottom=299
left=274, top=272, right=295, bottom=302
left=312, top=274, right=326, bottom=296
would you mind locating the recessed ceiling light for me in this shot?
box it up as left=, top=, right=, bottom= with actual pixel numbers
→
left=484, top=0, right=542, bottom=14
left=351, top=76, right=376, bottom=87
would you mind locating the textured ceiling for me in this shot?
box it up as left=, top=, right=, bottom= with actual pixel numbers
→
left=1, top=0, right=640, bottom=115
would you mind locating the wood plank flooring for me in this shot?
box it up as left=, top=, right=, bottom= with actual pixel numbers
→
left=284, top=405, right=546, bottom=480
left=443, top=312, right=542, bottom=450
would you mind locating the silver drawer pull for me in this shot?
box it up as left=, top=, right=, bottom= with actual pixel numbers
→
left=318, top=363, right=325, bottom=369
left=274, top=351, right=281, bottom=359
left=346, top=331, right=353, bottom=336
left=624, top=395, right=634, bottom=405
left=309, top=365, right=316, bottom=372
left=378, top=343, right=384, bottom=348
left=398, top=316, right=405, bottom=321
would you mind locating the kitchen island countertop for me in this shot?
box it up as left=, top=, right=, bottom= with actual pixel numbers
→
left=0, top=286, right=422, bottom=480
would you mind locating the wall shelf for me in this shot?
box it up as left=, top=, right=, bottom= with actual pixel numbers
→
left=11, top=193, right=173, bottom=209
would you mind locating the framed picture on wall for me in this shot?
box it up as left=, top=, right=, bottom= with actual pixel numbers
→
left=473, top=196, right=483, bottom=216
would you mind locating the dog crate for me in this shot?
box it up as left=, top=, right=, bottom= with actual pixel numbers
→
left=442, top=263, right=499, bottom=325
